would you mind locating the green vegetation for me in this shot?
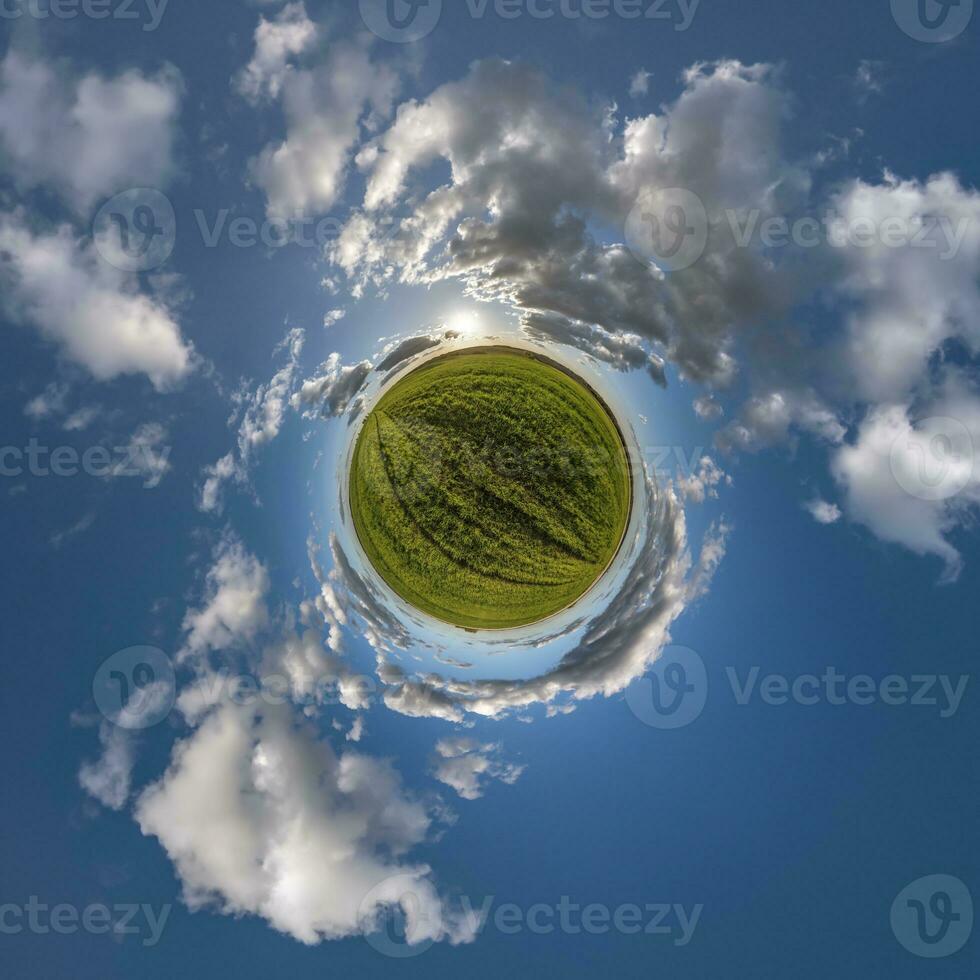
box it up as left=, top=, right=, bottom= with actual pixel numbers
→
left=349, top=348, right=632, bottom=629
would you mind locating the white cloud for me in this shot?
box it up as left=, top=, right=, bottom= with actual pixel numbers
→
left=238, top=328, right=305, bottom=456
left=832, top=390, right=980, bottom=582
left=293, top=352, right=372, bottom=419
left=64, top=406, right=101, bottom=432
left=432, top=739, right=525, bottom=801
left=244, top=21, right=399, bottom=219
left=79, top=723, right=135, bottom=811
left=830, top=173, right=980, bottom=406
left=24, top=383, right=69, bottom=420
left=236, top=2, right=318, bottom=102
left=136, top=700, right=476, bottom=947
left=716, top=390, right=846, bottom=453
left=693, top=395, right=723, bottom=420
left=855, top=60, right=884, bottom=97
left=0, top=214, right=193, bottom=390
left=676, top=456, right=729, bottom=504
left=260, top=628, right=370, bottom=711
left=804, top=498, right=842, bottom=525
left=331, top=59, right=804, bottom=386
left=198, top=452, right=238, bottom=514
left=198, top=327, right=305, bottom=513
left=628, top=69, right=651, bottom=98
left=109, top=423, right=172, bottom=488
left=0, top=50, right=181, bottom=213
left=179, top=534, right=270, bottom=662
left=49, top=512, right=96, bottom=550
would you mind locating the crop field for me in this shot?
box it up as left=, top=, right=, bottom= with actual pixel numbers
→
left=349, top=348, right=632, bottom=630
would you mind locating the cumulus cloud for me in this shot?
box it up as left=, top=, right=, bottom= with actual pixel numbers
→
left=241, top=5, right=400, bottom=219
left=79, top=723, right=135, bottom=811
left=676, top=455, right=729, bottom=504
left=240, top=328, right=306, bottom=455
left=715, top=389, right=846, bottom=454
left=198, top=453, right=238, bottom=514
left=431, top=738, right=525, bottom=801
left=179, top=534, right=271, bottom=662
left=330, top=58, right=804, bottom=387
left=346, top=716, right=366, bottom=743
left=832, top=382, right=980, bottom=582
left=294, top=352, right=372, bottom=419
left=628, top=69, right=651, bottom=98
left=236, top=2, right=318, bottom=102
left=198, top=328, right=305, bottom=513
left=136, top=700, right=476, bottom=947
left=260, top=628, right=372, bottom=712
left=693, top=395, right=723, bottom=420
left=522, top=313, right=666, bottom=386
left=24, top=382, right=70, bottom=421
left=374, top=334, right=445, bottom=375
left=804, top=498, right=842, bottom=525
left=829, top=173, right=980, bottom=406
left=0, top=215, right=194, bottom=389
left=0, top=50, right=181, bottom=213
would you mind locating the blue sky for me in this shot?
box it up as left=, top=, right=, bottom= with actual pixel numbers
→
left=0, top=0, right=978, bottom=977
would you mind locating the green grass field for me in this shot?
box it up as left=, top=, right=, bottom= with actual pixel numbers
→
left=349, top=348, right=632, bottom=629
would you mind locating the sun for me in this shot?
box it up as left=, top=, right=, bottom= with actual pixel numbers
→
left=445, top=310, right=482, bottom=337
